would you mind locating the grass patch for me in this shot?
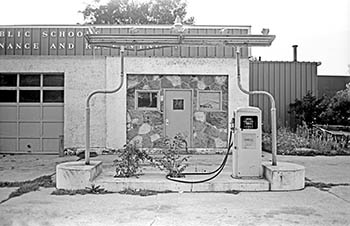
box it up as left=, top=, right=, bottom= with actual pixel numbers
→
left=224, top=190, right=240, bottom=195
left=0, top=174, right=55, bottom=204
left=0, top=174, right=56, bottom=188
left=51, top=184, right=113, bottom=196
left=262, top=125, right=350, bottom=156
left=118, top=188, right=174, bottom=196
left=305, top=178, right=350, bottom=191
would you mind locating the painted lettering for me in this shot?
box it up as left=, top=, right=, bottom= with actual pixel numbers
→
left=24, top=31, right=31, bottom=37
left=68, top=43, right=74, bottom=49
left=76, top=31, right=83, bottom=37
left=33, top=43, right=39, bottom=49
left=68, top=31, right=74, bottom=37
left=59, top=31, right=65, bottom=37
left=85, top=43, right=92, bottom=49
left=59, top=43, right=65, bottom=49
left=24, top=43, right=31, bottom=49
left=7, top=43, right=13, bottom=49
left=15, top=43, right=22, bottom=49
left=42, top=31, right=48, bottom=38
left=16, top=31, right=21, bottom=37
left=7, top=31, right=14, bottom=38
left=50, top=43, right=56, bottom=49
left=0, top=31, right=4, bottom=37
left=0, top=43, right=4, bottom=49
left=50, top=31, right=57, bottom=37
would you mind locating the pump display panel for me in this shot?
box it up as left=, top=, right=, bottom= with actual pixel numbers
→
left=240, top=116, right=258, bottom=129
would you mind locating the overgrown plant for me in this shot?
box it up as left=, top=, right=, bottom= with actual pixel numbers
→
left=289, top=91, right=329, bottom=127
left=113, top=142, right=152, bottom=178
left=262, top=123, right=350, bottom=156
left=289, top=83, right=350, bottom=128
left=152, top=134, right=190, bottom=178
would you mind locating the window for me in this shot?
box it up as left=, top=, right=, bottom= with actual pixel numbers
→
left=20, top=74, right=40, bottom=86
left=173, top=99, right=184, bottom=110
left=0, top=90, right=16, bottom=102
left=0, top=74, right=17, bottom=87
left=198, top=90, right=222, bottom=111
left=0, top=73, right=64, bottom=104
left=19, top=90, right=40, bottom=102
left=43, top=90, right=64, bottom=103
left=43, top=74, right=64, bottom=87
left=136, top=90, right=159, bottom=110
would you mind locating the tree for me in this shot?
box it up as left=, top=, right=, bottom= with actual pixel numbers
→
left=80, top=0, right=194, bottom=25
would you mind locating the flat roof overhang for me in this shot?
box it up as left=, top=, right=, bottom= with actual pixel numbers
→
left=85, top=33, right=275, bottom=48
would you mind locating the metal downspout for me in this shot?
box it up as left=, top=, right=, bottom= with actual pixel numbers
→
left=236, top=48, right=277, bottom=165
left=85, top=46, right=125, bottom=165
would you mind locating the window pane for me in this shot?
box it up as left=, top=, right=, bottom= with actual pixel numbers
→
left=43, top=74, right=64, bottom=87
left=19, top=90, right=40, bottom=102
left=20, top=74, right=40, bottom=86
left=137, top=92, right=158, bottom=108
left=0, top=74, right=17, bottom=87
left=173, top=99, right=184, bottom=110
left=199, top=91, right=221, bottom=111
left=43, top=90, right=64, bottom=103
left=0, top=90, right=17, bottom=102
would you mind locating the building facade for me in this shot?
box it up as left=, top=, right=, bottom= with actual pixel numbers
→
left=0, top=25, right=251, bottom=154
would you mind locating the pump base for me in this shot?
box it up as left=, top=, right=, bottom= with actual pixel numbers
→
left=262, top=161, right=305, bottom=191
left=56, top=161, right=102, bottom=190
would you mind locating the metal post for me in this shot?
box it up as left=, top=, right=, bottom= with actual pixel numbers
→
left=58, top=135, right=64, bottom=157
left=236, top=48, right=277, bottom=165
left=86, top=107, right=91, bottom=164
left=85, top=46, right=125, bottom=165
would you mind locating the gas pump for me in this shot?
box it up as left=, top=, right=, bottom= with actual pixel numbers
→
left=232, top=107, right=262, bottom=178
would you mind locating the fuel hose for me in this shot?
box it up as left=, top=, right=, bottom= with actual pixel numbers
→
left=166, top=129, right=233, bottom=184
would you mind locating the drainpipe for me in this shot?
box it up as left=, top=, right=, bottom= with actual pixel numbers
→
left=85, top=46, right=125, bottom=165
left=236, top=48, right=277, bottom=166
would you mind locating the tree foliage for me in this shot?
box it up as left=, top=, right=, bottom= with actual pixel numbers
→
left=289, top=83, right=350, bottom=127
left=80, top=0, right=194, bottom=25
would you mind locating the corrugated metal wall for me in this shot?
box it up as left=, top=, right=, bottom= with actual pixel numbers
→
left=0, top=25, right=249, bottom=58
left=318, top=75, right=350, bottom=97
left=249, top=61, right=318, bottom=131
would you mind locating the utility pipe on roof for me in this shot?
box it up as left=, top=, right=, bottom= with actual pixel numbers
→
left=236, top=48, right=277, bottom=166
left=85, top=46, right=125, bottom=165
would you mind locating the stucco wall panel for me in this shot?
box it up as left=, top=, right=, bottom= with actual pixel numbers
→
left=0, top=56, right=108, bottom=149
left=0, top=56, right=249, bottom=152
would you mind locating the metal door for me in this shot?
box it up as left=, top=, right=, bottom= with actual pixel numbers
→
left=164, top=89, right=192, bottom=146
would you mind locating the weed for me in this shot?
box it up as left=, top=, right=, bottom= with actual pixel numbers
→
left=113, top=142, right=153, bottom=178
left=51, top=184, right=113, bottom=195
left=152, top=134, right=190, bottom=178
left=305, top=177, right=350, bottom=191
left=118, top=188, right=173, bottom=196
left=263, top=124, right=350, bottom=156
left=0, top=174, right=55, bottom=188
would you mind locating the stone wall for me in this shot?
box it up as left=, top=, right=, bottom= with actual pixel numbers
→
left=127, top=74, right=228, bottom=149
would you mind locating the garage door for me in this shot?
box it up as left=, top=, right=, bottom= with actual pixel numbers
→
left=0, top=73, right=64, bottom=154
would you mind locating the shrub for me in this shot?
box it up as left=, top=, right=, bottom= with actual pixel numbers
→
left=320, top=83, right=350, bottom=126
left=289, top=83, right=350, bottom=127
left=113, top=142, right=153, bottom=178
left=262, top=123, right=350, bottom=156
left=152, top=134, right=190, bottom=178
left=289, top=91, right=329, bottom=127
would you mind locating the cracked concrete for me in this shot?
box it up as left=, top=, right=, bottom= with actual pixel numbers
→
left=0, top=153, right=349, bottom=225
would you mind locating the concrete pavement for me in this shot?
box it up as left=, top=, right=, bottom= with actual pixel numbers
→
left=0, top=153, right=349, bottom=226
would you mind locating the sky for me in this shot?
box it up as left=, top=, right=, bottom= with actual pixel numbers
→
left=0, top=0, right=349, bottom=75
